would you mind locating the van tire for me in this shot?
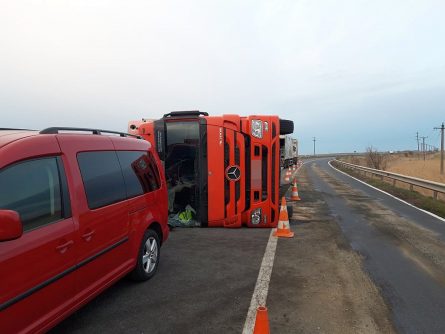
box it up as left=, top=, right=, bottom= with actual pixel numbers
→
left=279, top=119, right=294, bottom=135
left=130, top=229, right=160, bottom=281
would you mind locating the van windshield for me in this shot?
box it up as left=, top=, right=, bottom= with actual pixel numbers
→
left=165, top=121, right=200, bottom=226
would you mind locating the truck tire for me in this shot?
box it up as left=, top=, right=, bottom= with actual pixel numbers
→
left=279, top=119, right=294, bottom=135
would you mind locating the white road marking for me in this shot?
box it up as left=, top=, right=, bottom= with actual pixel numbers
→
left=242, top=229, right=277, bottom=334
left=328, top=160, right=445, bottom=223
left=242, top=160, right=306, bottom=333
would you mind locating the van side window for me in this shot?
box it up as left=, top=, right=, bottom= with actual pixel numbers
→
left=77, top=152, right=126, bottom=209
left=117, top=151, right=161, bottom=198
left=0, top=157, right=64, bottom=231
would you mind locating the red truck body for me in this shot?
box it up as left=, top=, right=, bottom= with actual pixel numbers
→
left=128, top=111, right=293, bottom=228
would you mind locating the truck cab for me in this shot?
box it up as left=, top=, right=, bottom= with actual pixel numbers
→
left=128, top=111, right=293, bottom=228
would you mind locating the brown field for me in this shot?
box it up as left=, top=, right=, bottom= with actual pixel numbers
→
left=386, top=153, right=445, bottom=183
left=341, top=152, right=445, bottom=201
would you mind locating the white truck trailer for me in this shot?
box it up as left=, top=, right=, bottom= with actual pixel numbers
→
left=280, top=135, right=298, bottom=168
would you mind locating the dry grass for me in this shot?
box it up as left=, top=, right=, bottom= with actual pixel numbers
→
left=340, top=153, right=445, bottom=201
left=386, top=153, right=445, bottom=184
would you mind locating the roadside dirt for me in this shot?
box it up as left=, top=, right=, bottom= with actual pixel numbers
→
left=315, top=165, right=445, bottom=286
left=268, top=166, right=395, bottom=334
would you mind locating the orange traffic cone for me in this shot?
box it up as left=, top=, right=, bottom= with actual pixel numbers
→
left=253, top=306, right=270, bottom=334
left=284, top=169, right=291, bottom=182
left=273, top=197, right=294, bottom=238
left=290, top=178, right=301, bottom=201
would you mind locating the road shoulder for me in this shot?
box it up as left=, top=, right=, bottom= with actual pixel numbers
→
left=267, top=166, right=395, bottom=334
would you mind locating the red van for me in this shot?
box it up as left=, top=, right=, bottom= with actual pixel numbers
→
left=0, top=127, right=169, bottom=333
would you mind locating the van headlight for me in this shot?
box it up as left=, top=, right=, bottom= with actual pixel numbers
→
left=251, top=120, right=263, bottom=139
left=251, top=208, right=262, bottom=225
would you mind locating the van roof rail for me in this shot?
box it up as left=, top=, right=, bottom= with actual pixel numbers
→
left=0, top=128, right=35, bottom=131
left=163, top=110, right=209, bottom=118
left=39, top=127, right=141, bottom=139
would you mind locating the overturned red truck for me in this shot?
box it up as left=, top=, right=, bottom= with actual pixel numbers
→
left=128, top=111, right=293, bottom=228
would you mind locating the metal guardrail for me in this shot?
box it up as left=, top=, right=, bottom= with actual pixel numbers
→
left=334, top=160, right=445, bottom=200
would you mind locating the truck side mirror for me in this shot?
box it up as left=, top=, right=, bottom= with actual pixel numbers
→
left=0, top=210, right=23, bottom=241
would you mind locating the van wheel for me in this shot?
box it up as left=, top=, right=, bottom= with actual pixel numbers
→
left=130, top=229, right=160, bottom=281
left=279, top=119, right=294, bottom=135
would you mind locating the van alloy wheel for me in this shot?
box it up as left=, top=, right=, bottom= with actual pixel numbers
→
left=143, top=236, right=158, bottom=274
left=130, top=229, right=160, bottom=281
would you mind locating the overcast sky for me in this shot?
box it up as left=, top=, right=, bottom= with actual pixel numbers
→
left=1, top=0, right=444, bottom=154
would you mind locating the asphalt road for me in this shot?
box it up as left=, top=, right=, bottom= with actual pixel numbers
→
left=51, top=228, right=271, bottom=333
left=50, top=169, right=296, bottom=334
left=51, top=160, right=445, bottom=333
left=307, top=158, right=445, bottom=334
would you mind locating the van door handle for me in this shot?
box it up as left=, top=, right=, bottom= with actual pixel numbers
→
left=56, top=240, right=74, bottom=253
left=82, top=229, right=95, bottom=241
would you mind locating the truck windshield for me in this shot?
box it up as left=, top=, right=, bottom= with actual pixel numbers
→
left=165, top=121, right=200, bottom=226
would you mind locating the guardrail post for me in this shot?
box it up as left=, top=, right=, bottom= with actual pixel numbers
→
left=410, top=184, right=414, bottom=191
left=393, top=179, right=396, bottom=187
left=434, top=191, right=438, bottom=200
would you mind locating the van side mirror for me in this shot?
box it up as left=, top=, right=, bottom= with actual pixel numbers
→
left=0, top=210, right=23, bottom=241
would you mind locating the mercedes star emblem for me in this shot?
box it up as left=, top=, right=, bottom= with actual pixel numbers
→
left=226, top=165, right=241, bottom=181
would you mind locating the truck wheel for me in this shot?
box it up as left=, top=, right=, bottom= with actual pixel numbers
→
left=279, top=119, right=294, bottom=135
left=130, top=229, right=160, bottom=281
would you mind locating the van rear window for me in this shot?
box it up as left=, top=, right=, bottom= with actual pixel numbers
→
left=117, top=151, right=161, bottom=197
left=77, top=152, right=126, bottom=209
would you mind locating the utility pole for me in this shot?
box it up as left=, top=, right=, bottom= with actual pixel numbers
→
left=313, top=137, right=316, bottom=156
left=416, top=132, right=420, bottom=152
left=420, top=136, right=428, bottom=161
left=434, top=122, right=444, bottom=175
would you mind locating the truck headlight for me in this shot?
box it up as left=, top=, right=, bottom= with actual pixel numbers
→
left=251, top=208, right=262, bottom=225
left=251, top=120, right=263, bottom=139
